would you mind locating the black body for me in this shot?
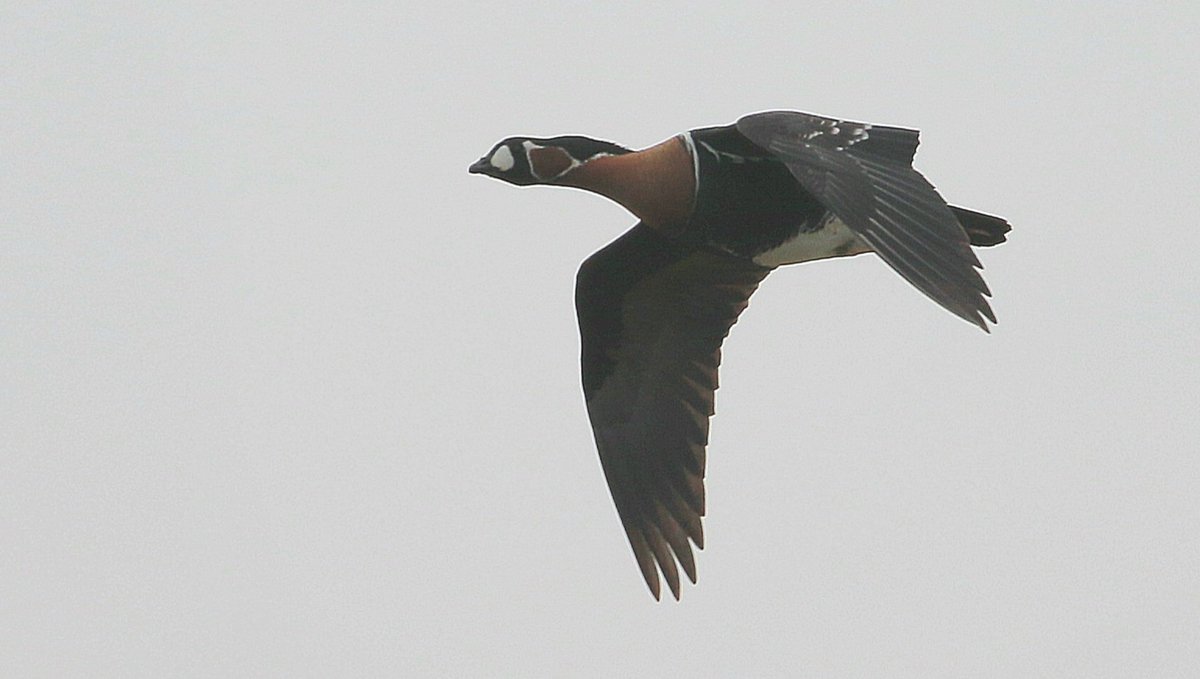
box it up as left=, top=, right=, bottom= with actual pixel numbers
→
left=684, top=125, right=827, bottom=258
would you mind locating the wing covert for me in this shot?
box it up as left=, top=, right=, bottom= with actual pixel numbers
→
left=737, top=110, right=996, bottom=330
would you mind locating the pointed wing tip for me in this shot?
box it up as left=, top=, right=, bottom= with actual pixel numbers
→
left=633, top=532, right=702, bottom=601
left=968, top=309, right=996, bottom=333
left=641, top=565, right=662, bottom=601
left=978, top=298, right=998, bottom=328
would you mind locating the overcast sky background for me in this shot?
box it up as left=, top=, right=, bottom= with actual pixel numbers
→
left=4, top=2, right=1199, bottom=677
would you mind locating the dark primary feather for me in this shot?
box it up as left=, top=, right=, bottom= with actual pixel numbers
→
left=575, top=224, right=770, bottom=599
left=736, top=111, right=996, bottom=330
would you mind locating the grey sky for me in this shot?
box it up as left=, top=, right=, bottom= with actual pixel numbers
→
left=3, top=2, right=1198, bottom=676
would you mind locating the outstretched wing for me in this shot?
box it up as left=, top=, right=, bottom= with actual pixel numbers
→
left=737, top=110, right=995, bottom=330
left=575, top=224, right=770, bottom=600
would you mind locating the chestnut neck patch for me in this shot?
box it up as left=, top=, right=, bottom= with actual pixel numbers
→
left=528, top=146, right=576, bottom=180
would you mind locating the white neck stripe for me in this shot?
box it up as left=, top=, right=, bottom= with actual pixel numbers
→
left=679, top=132, right=700, bottom=192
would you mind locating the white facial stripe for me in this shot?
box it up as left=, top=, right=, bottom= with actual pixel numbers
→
left=489, top=145, right=514, bottom=171
left=522, top=141, right=544, bottom=179
left=523, top=140, right=582, bottom=181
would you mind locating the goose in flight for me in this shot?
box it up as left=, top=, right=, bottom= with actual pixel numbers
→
left=469, top=110, right=1010, bottom=599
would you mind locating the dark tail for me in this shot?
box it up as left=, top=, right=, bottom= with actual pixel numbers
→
left=950, top=206, right=1011, bottom=247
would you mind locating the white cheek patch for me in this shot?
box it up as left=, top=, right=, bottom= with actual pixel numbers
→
left=489, top=145, right=514, bottom=171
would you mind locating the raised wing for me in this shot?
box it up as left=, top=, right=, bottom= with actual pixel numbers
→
left=737, top=110, right=996, bottom=330
left=575, top=224, right=770, bottom=599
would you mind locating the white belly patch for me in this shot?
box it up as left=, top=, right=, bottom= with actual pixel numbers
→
left=752, top=216, right=871, bottom=267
